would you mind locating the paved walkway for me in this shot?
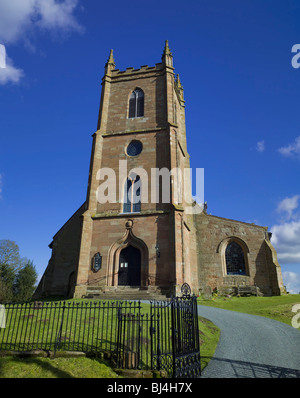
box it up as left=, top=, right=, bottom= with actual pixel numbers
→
left=197, top=305, right=300, bottom=378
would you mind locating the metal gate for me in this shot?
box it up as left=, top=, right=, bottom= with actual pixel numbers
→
left=116, top=283, right=201, bottom=378
left=171, top=287, right=201, bottom=377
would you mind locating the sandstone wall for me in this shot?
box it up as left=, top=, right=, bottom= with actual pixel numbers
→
left=34, top=203, right=85, bottom=298
left=194, top=212, right=284, bottom=295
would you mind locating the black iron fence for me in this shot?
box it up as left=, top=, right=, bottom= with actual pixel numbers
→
left=0, top=289, right=201, bottom=378
left=0, top=300, right=131, bottom=356
left=115, top=296, right=201, bottom=377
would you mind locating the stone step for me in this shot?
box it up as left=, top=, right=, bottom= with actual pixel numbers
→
left=85, top=288, right=168, bottom=301
left=85, top=286, right=167, bottom=300
left=85, top=294, right=168, bottom=301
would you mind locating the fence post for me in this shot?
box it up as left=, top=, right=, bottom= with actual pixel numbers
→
left=116, top=306, right=122, bottom=368
left=171, top=297, right=176, bottom=378
left=53, top=301, right=66, bottom=358
left=156, top=313, right=161, bottom=371
left=193, top=295, right=201, bottom=376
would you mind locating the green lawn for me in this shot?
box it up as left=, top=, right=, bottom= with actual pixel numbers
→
left=2, top=294, right=298, bottom=377
left=0, top=316, right=220, bottom=377
left=197, top=316, right=220, bottom=371
left=0, top=300, right=123, bottom=353
left=198, top=294, right=300, bottom=326
left=0, top=355, right=121, bottom=378
left=0, top=299, right=220, bottom=377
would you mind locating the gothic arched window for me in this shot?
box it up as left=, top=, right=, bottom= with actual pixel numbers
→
left=225, top=241, right=246, bottom=275
left=123, top=174, right=141, bottom=213
left=128, top=88, right=144, bottom=118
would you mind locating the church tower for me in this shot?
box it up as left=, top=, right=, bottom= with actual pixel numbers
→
left=71, top=40, right=198, bottom=298
left=34, top=41, right=284, bottom=300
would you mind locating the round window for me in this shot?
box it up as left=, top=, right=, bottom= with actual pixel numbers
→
left=126, top=140, right=143, bottom=157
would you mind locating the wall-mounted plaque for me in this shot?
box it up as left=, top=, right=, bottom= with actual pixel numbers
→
left=92, top=252, right=102, bottom=272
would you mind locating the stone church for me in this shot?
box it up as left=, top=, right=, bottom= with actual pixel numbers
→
left=34, top=41, right=285, bottom=300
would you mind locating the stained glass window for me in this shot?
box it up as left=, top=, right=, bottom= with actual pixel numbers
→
left=225, top=241, right=246, bottom=275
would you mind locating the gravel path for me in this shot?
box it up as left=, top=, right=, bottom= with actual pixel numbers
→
left=197, top=305, right=300, bottom=378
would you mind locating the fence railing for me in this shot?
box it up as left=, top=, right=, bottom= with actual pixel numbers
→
left=116, top=299, right=174, bottom=373
left=0, top=300, right=140, bottom=357
left=0, top=293, right=201, bottom=378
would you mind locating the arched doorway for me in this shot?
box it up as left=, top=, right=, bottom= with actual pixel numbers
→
left=107, top=220, right=149, bottom=287
left=118, top=245, right=141, bottom=286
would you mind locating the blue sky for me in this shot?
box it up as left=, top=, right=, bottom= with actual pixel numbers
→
left=0, top=0, right=300, bottom=293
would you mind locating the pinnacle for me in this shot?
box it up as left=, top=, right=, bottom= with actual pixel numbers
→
left=163, top=39, right=172, bottom=56
left=106, top=49, right=115, bottom=67
left=176, top=74, right=182, bottom=88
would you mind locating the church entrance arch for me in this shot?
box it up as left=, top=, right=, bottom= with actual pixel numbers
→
left=118, top=245, right=141, bottom=286
left=106, top=220, right=149, bottom=287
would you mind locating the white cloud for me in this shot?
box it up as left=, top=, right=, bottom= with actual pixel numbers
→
left=271, top=220, right=300, bottom=263
left=278, top=136, right=300, bottom=159
left=271, top=195, right=300, bottom=264
left=0, top=0, right=37, bottom=44
left=282, top=271, right=300, bottom=294
left=36, top=0, right=83, bottom=33
left=0, top=0, right=83, bottom=85
left=276, top=195, right=300, bottom=220
left=256, top=140, right=265, bottom=153
left=0, top=55, right=24, bottom=85
left=0, top=0, right=83, bottom=43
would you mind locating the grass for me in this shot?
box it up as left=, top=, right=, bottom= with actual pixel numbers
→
left=0, top=355, right=121, bottom=378
left=197, top=316, right=220, bottom=371
left=4, top=294, right=298, bottom=378
left=0, top=316, right=220, bottom=377
left=0, top=299, right=220, bottom=377
left=197, top=294, right=300, bottom=326
left=2, top=294, right=298, bottom=377
left=0, top=299, right=134, bottom=353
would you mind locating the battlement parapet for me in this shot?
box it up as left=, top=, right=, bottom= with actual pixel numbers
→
left=111, top=62, right=165, bottom=77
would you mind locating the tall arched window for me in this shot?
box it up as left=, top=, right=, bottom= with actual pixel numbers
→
left=128, top=89, right=144, bottom=118
left=225, top=241, right=246, bottom=275
left=123, top=174, right=141, bottom=213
